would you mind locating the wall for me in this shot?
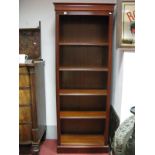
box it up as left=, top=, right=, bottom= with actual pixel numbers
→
left=120, top=52, right=135, bottom=122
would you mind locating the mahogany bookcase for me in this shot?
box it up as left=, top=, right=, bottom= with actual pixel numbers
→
left=54, top=3, right=114, bottom=153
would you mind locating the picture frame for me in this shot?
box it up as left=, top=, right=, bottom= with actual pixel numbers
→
left=121, top=1, right=135, bottom=47
left=117, top=0, right=135, bottom=51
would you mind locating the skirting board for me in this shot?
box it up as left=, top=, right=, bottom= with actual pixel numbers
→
left=46, top=125, right=57, bottom=139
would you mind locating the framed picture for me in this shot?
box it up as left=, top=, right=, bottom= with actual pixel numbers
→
left=121, top=1, right=135, bottom=47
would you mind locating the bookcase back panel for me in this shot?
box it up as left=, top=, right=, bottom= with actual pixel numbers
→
left=60, top=15, right=109, bottom=43
left=60, top=46, right=108, bottom=67
left=61, top=119, right=105, bottom=134
left=60, top=96, right=106, bottom=111
left=60, top=71, right=108, bottom=89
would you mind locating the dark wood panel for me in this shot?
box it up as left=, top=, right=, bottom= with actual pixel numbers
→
left=19, top=28, right=41, bottom=59
left=60, top=71, right=108, bottom=89
left=60, top=15, right=109, bottom=44
left=61, top=119, right=105, bottom=134
left=60, top=96, right=106, bottom=111
left=60, top=46, right=108, bottom=68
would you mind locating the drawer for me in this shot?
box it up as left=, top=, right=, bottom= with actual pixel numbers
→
left=19, top=67, right=29, bottom=74
left=19, top=74, right=30, bottom=87
left=19, top=89, right=31, bottom=105
left=19, top=124, right=32, bottom=143
left=19, top=106, right=31, bottom=123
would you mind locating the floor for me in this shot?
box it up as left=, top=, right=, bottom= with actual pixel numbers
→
left=20, top=140, right=110, bottom=155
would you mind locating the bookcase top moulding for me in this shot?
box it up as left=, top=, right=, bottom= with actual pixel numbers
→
left=54, top=3, right=115, bottom=13
left=53, top=0, right=116, bottom=4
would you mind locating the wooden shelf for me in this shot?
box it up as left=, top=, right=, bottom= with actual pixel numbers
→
left=60, top=111, right=106, bottom=119
left=59, top=41, right=108, bottom=46
left=59, top=66, right=109, bottom=72
left=59, top=89, right=107, bottom=96
left=60, top=134, right=105, bottom=146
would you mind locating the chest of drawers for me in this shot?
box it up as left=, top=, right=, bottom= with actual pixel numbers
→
left=19, top=62, right=46, bottom=153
